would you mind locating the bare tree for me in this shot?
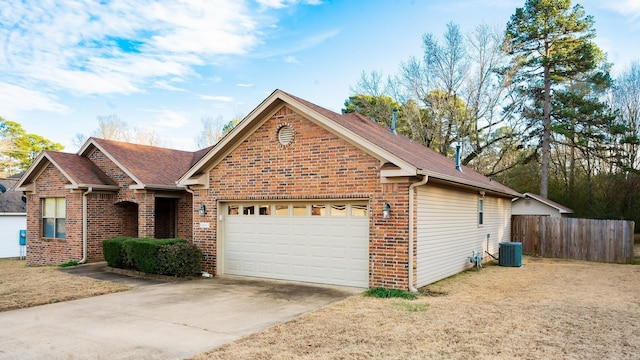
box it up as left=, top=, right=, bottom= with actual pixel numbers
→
left=612, top=61, right=640, bottom=171
left=195, top=116, right=225, bottom=148
left=96, top=115, right=130, bottom=142
left=195, top=116, right=242, bottom=148
left=74, top=114, right=166, bottom=148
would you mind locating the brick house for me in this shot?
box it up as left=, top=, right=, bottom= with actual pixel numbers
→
left=17, top=89, right=520, bottom=290
left=16, top=138, right=210, bottom=265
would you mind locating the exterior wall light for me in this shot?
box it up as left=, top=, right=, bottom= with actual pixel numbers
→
left=383, top=202, right=391, bottom=219
left=199, top=204, right=207, bottom=217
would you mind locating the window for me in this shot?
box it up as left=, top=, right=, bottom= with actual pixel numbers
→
left=311, top=204, right=326, bottom=216
left=43, top=198, right=66, bottom=238
left=292, top=204, right=307, bottom=216
left=351, top=204, right=368, bottom=217
left=258, top=205, right=271, bottom=216
left=330, top=204, right=346, bottom=217
left=243, top=205, right=255, bottom=215
left=478, top=199, right=484, bottom=225
left=228, top=205, right=240, bottom=215
left=275, top=204, right=289, bottom=216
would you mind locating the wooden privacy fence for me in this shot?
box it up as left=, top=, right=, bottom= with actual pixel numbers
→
left=511, top=215, right=635, bottom=263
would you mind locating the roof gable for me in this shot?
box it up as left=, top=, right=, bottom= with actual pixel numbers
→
left=179, top=89, right=520, bottom=197
left=81, top=138, right=204, bottom=189
left=516, top=193, right=574, bottom=214
left=15, top=151, right=118, bottom=191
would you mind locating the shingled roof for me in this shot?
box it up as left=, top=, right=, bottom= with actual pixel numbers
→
left=83, top=138, right=211, bottom=188
left=45, top=151, right=117, bottom=187
left=180, top=89, right=520, bottom=197
left=286, top=91, right=517, bottom=196
left=17, top=138, right=212, bottom=192
left=0, top=178, right=26, bottom=213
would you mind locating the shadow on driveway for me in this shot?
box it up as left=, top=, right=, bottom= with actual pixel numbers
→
left=59, top=262, right=169, bottom=287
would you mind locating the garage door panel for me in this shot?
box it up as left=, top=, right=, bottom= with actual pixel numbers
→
left=224, top=202, right=369, bottom=287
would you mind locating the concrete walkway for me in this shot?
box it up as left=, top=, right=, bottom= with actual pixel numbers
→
left=0, top=275, right=361, bottom=360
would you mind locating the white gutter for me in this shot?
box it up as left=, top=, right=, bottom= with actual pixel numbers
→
left=80, top=187, right=93, bottom=264
left=408, top=175, right=428, bottom=293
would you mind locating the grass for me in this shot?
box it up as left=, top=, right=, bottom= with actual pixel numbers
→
left=363, top=287, right=417, bottom=300
left=0, top=259, right=131, bottom=312
left=192, top=257, right=640, bottom=360
left=58, top=260, right=79, bottom=268
left=391, top=300, right=429, bottom=312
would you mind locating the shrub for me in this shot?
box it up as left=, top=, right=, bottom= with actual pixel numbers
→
left=129, top=238, right=186, bottom=273
left=102, top=237, right=131, bottom=268
left=102, top=237, right=187, bottom=272
left=157, top=242, right=203, bottom=277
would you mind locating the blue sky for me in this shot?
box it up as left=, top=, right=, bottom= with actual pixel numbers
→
left=1, top=0, right=639, bottom=152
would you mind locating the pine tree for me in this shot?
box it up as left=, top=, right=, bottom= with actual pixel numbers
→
left=505, top=0, right=602, bottom=197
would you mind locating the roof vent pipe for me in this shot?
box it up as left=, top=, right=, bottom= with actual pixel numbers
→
left=391, top=108, right=397, bottom=135
left=455, top=144, right=462, bottom=171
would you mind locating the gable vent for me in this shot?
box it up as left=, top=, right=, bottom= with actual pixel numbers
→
left=277, top=124, right=295, bottom=146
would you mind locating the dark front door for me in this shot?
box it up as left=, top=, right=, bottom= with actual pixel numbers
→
left=155, top=198, right=176, bottom=239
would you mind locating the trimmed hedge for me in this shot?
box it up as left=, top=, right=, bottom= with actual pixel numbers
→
left=157, top=242, right=203, bottom=277
left=102, top=236, right=131, bottom=268
left=102, top=237, right=200, bottom=277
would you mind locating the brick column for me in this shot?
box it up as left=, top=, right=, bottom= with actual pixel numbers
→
left=137, top=192, right=155, bottom=238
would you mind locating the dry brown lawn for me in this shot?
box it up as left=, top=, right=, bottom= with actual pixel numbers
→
left=193, top=257, right=640, bottom=360
left=0, top=259, right=130, bottom=312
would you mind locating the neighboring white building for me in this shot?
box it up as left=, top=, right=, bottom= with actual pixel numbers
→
left=512, top=192, right=573, bottom=218
left=0, top=178, right=27, bottom=258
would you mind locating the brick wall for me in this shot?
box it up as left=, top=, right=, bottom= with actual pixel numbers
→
left=26, top=164, right=83, bottom=266
left=193, top=106, right=411, bottom=289
left=27, top=147, right=193, bottom=266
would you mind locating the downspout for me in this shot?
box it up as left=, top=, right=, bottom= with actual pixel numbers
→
left=80, top=187, right=93, bottom=264
left=408, top=175, right=428, bottom=293
left=184, top=185, right=196, bottom=240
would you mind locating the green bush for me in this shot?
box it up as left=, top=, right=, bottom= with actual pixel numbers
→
left=129, top=238, right=186, bottom=273
left=102, top=237, right=187, bottom=272
left=102, top=237, right=131, bottom=268
left=157, top=242, right=203, bottom=277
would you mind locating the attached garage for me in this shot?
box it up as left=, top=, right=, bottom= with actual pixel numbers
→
left=179, top=90, right=520, bottom=290
left=220, top=201, right=369, bottom=287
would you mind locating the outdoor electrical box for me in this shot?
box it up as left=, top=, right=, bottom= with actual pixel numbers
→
left=19, top=230, right=26, bottom=246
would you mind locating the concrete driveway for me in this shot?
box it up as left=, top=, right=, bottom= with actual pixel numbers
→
left=0, top=276, right=361, bottom=360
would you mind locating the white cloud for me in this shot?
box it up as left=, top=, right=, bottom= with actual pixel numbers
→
left=199, top=95, right=234, bottom=102
left=150, top=109, right=189, bottom=128
left=0, top=0, right=259, bottom=102
left=237, top=83, right=255, bottom=87
left=601, top=0, right=640, bottom=21
left=256, top=0, right=323, bottom=8
left=284, top=56, right=300, bottom=64
left=0, top=83, right=70, bottom=117
left=153, top=80, right=186, bottom=92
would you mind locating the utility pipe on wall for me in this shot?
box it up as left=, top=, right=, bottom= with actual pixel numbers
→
left=80, top=187, right=93, bottom=264
left=408, top=175, right=428, bottom=293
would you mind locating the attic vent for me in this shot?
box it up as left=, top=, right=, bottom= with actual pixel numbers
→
left=277, top=124, right=295, bottom=146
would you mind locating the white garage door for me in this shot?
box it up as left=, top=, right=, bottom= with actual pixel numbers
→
left=222, top=202, right=369, bottom=287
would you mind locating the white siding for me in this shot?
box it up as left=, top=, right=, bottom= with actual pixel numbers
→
left=0, top=214, right=26, bottom=258
left=416, top=185, right=511, bottom=287
left=512, top=198, right=561, bottom=217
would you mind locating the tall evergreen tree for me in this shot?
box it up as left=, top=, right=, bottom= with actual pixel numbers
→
left=504, top=0, right=602, bottom=197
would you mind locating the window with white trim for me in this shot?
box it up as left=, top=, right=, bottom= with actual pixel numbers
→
left=478, top=199, right=484, bottom=225
left=43, top=197, right=66, bottom=238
